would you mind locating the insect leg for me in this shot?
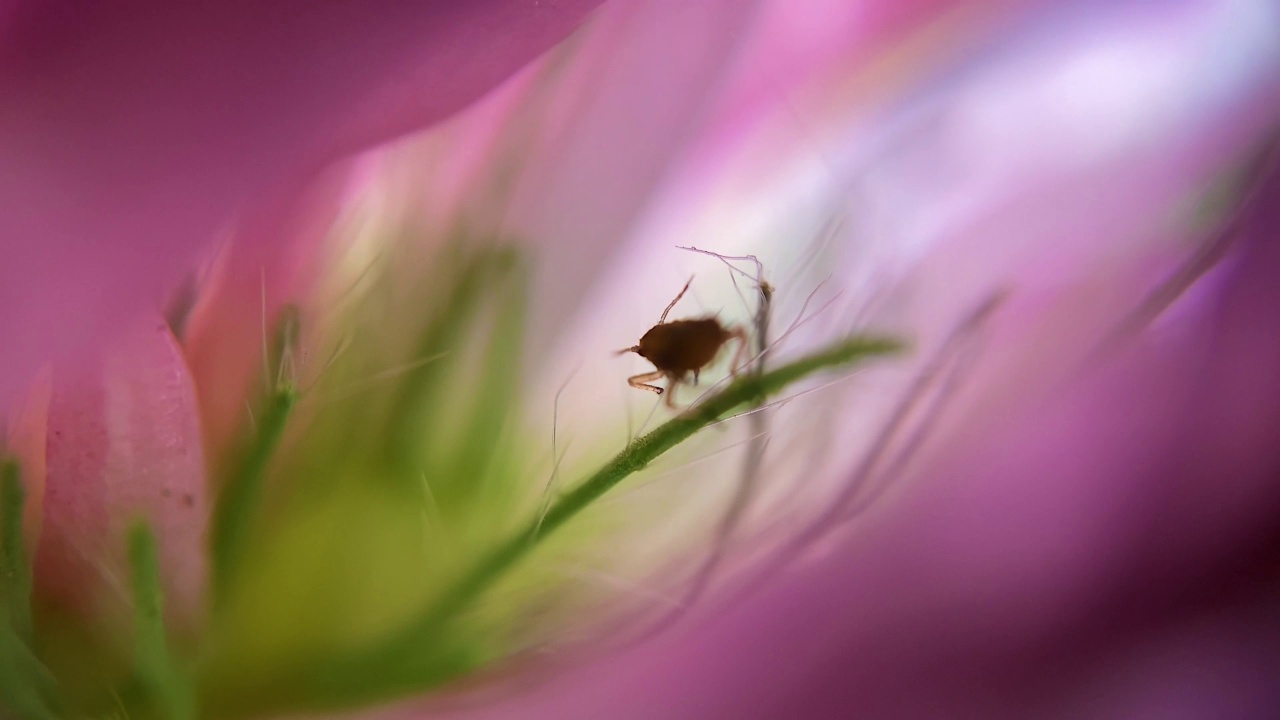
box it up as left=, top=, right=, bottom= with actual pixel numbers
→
left=627, top=370, right=666, bottom=395
left=664, top=376, right=682, bottom=409
left=726, top=325, right=750, bottom=375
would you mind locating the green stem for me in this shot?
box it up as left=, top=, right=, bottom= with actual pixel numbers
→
left=453, top=335, right=901, bottom=616
left=0, top=459, right=56, bottom=720
left=0, top=622, right=58, bottom=720
left=129, top=523, right=194, bottom=720
left=308, top=334, right=903, bottom=699
left=211, top=388, right=297, bottom=605
left=0, top=459, right=31, bottom=643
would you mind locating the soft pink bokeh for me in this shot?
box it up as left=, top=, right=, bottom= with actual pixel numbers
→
left=416, top=1, right=1279, bottom=718
left=5, top=0, right=1278, bottom=717
left=436, top=147, right=1280, bottom=720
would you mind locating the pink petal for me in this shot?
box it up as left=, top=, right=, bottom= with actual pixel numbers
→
left=35, top=318, right=209, bottom=631
left=0, top=0, right=605, bottom=411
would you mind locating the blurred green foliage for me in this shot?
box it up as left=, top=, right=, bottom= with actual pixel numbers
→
left=1, top=237, right=900, bottom=719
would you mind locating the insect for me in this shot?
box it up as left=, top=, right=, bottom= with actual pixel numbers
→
left=618, top=277, right=749, bottom=408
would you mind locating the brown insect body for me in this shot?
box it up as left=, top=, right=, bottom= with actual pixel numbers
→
left=636, top=318, right=731, bottom=381
left=620, top=278, right=748, bottom=408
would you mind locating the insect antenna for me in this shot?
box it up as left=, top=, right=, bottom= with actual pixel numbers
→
left=658, top=276, right=695, bottom=324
